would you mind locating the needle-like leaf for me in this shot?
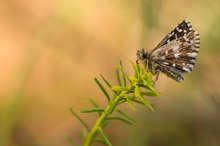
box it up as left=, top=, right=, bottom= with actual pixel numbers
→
left=119, top=61, right=127, bottom=86
left=70, top=108, right=90, bottom=132
left=94, top=78, right=110, bottom=103
left=98, top=127, right=112, bottom=146
left=116, top=109, right=136, bottom=123
left=107, top=116, right=134, bottom=125
left=80, top=108, right=104, bottom=113
left=116, top=68, right=122, bottom=86
left=100, top=74, right=112, bottom=88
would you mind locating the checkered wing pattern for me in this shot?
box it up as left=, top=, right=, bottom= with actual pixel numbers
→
left=153, top=20, right=194, bottom=50
left=151, top=20, right=200, bottom=82
left=136, top=20, right=200, bottom=82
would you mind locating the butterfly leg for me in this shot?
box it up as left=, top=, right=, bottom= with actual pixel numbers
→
left=145, top=60, right=149, bottom=71
left=155, top=71, right=160, bottom=82
left=152, top=65, right=160, bottom=84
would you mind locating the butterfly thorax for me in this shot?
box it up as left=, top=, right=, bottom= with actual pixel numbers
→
left=136, top=48, right=160, bottom=74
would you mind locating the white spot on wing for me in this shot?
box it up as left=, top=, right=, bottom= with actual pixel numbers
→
left=195, top=40, right=200, bottom=43
left=194, top=44, right=200, bottom=48
left=162, top=62, right=169, bottom=65
left=172, top=46, right=180, bottom=53
left=176, top=27, right=182, bottom=32
left=184, top=19, right=189, bottom=23
left=183, top=67, right=191, bottom=72
left=175, top=34, right=178, bottom=39
left=188, top=64, right=194, bottom=69
left=187, top=22, right=192, bottom=28
left=190, top=59, right=196, bottom=63
left=187, top=52, right=197, bottom=58
left=174, top=53, right=181, bottom=59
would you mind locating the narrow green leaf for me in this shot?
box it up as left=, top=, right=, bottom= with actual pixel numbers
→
left=134, top=86, right=155, bottom=112
left=100, top=74, right=112, bottom=88
left=111, top=86, right=127, bottom=92
left=116, top=66, right=130, bottom=83
left=131, top=61, right=139, bottom=78
left=134, top=86, right=141, bottom=97
left=131, top=60, right=145, bottom=79
left=107, top=117, right=134, bottom=125
left=143, top=72, right=153, bottom=81
left=98, top=127, right=112, bottom=146
left=129, top=77, right=138, bottom=85
left=65, top=135, right=75, bottom=146
left=128, top=95, right=145, bottom=105
left=141, top=91, right=160, bottom=96
left=143, top=83, right=156, bottom=92
left=116, top=68, right=122, bottom=86
left=211, top=95, right=220, bottom=110
left=119, top=61, right=127, bottom=86
left=139, top=65, right=145, bottom=75
left=137, top=96, right=154, bottom=112
left=86, top=97, right=102, bottom=116
left=116, top=109, right=136, bottom=123
left=94, top=78, right=110, bottom=103
left=94, top=138, right=107, bottom=145
left=127, top=98, right=136, bottom=110
left=143, top=77, right=153, bottom=85
left=87, top=97, right=99, bottom=108
left=131, top=99, right=145, bottom=105
left=70, top=108, right=90, bottom=131
left=118, top=98, right=126, bottom=105
left=80, top=108, right=104, bottom=113
left=100, top=74, right=119, bottom=95
left=130, top=60, right=136, bottom=69
left=82, top=128, right=88, bottom=141
left=124, top=95, right=136, bottom=110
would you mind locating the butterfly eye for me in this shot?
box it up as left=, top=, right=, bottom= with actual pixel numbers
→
left=142, top=53, right=147, bottom=58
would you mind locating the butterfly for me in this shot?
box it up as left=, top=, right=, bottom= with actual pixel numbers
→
left=136, top=20, right=200, bottom=82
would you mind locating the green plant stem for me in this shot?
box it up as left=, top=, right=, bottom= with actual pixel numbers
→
left=84, top=93, right=124, bottom=146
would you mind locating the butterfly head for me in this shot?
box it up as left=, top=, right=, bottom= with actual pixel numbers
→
left=136, top=48, right=150, bottom=64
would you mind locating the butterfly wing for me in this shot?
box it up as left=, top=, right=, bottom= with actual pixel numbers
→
left=156, top=63, right=184, bottom=82
left=152, top=30, right=200, bottom=82
left=152, top=19, right=193, bottom=51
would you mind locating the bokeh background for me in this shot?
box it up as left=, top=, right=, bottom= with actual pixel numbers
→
left=1, top=0, right=220, bottom=146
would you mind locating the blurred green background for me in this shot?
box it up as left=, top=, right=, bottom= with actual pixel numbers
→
left=0, top=0, right=220, bottom=146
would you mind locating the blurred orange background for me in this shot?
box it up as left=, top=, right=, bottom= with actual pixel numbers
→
left=1, top=0, right=220, bottom=146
